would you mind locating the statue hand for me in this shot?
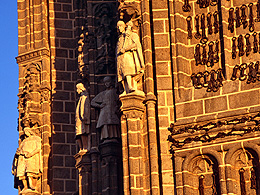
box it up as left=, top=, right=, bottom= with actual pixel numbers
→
left=120, top=48, right=125, bottom=54
left=100, top=103, right=106, bottom=108
left=25, top=153, right=31, bottom=158
left=24, top=151, right=30, bottom=158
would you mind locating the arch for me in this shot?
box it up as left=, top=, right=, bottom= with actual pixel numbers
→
left=225, top=142, right=260, bottom=195
left=182, top=150, right=222, bottom=195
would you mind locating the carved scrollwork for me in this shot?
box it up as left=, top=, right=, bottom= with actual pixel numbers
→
left=191, top=69, right=224, bottom=92
left=231, top=61, right=260, bottom=84
left=168, top=112, right=260, bottom=148
left=94, top=3, right=117, bottom=75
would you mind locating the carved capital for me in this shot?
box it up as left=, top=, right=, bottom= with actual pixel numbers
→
left=119, top=92, right=145, bottom=113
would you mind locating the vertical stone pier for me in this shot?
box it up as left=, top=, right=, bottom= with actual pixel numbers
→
left=99, top=140, right=123, bottom=195
left=120, top=92, right=149, bottom=194
left=74, top=153, right=92, bottom=195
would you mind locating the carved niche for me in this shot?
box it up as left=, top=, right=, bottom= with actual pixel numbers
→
left=189, top=155, right=221, bottom=195
left=94, top=3, right=117, bottom=74
left=232, top=149, right=260, bottom=195
left=18, top=63, right=42, bottom=134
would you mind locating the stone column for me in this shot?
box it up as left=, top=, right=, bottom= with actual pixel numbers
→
left=99, top=140, right=123, bottom=195
left=74, top=153, right=92, bottom=195
left=120, top=93, right=149, bottom=194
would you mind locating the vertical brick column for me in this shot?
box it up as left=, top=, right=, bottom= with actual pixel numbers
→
left=120, top=93, right=148, bottom=194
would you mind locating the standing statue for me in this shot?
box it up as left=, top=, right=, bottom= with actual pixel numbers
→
left=75, top=83, right=91, bottom=153
left=91, top=76, right=120, bottom=141
left=116, top=20, right=144, bottom=93
left=12, top=127, right=42, bottom=193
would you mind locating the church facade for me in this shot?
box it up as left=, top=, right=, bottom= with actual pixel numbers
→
left=14, top=0, right=260, bottom=194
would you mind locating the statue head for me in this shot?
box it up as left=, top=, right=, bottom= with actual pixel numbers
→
left=76, top=83, right=86, bottom=95
left=103, top=76, right=113, bottom=88
left=126, top=20, right=133, bottom=35
left=117, top=20, right=126, bottom=34
left=24, top=127, right=36, bottom=137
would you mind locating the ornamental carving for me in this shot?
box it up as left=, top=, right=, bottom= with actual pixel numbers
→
left=168, top=113, right=260, bottom=148
left=18, top=63, right=42, bottom=132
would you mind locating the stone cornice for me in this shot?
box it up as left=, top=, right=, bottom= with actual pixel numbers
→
left=16, top=48, right=50, bottom=64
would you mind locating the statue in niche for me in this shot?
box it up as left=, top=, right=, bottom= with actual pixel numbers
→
left=75, top=83, right=91, bottom=153
left=91, top=76, right=120, bottom=141
left=12, top=127, right=42, bottom=193
left=116, top=20, right=144, bottom=94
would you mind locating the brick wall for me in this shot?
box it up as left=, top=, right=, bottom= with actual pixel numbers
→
left=48, top=0, right=78, bottom=194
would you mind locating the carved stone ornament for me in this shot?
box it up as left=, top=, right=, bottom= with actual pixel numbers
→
left=75, top=83, right=91, bottom=154
left=118, top=1, right=141, bottom=31
left=94, top=3, right=117, bottom=74
left=168, top=112, right=260, bottom=148
left=12, top=127, right=42, bottom=193
left=18, top=63, right=42, bottom=130
left=77, top=26, right=89, bottom=81
left=116, top=20, right=144, bottom=94
left=91, top=77, right=120, bottom=141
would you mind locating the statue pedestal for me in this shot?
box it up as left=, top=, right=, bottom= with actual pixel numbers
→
left=99, top=139, right=123, bottom=194
left=119, top=92, right=150, bottom=194
left=19, top=189, right=40, bottom=195
left=74, top=151, right=92, bottom=195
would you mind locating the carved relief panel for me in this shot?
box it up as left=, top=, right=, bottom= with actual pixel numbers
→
left=18, top=63, right=42, bottom=132
left=185, top=155, right=221, bottom=195
left=231, top=149, right=260, bottom=195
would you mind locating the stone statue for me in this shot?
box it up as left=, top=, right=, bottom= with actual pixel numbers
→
left=91, top=76, right=120, bottom=141
left=75, top=83, right=91, bottom=153
left=12, top=127, right=42, bottom=193
left=116, top=20, right=144, bottom=93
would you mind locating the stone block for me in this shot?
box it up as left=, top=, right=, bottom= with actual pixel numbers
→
left=152, top=0, right=168, bottom=9
left=53, top=168, right=71, bottom=179
left=154, top=34, right=169, bottom=47
left=205, top=96, right=228, bottom=113
left=65, top=180, right=76, bottom=192
left=156, top=76, right=172, bottom=90
left=53, top=144, right=70, bottom=155
left=176, top=100, right=203, bottom=118
left=228, top=90, right=260, bottom=109
left=53, top=101, right=64, bottom=112
left=53, top=156, right=64, bottom=166
left=53, top=113, right=70, bottom=124
left=155, top=48, right=171, bottom=61
left=53, top=132, right=66, bottom=143
left=153, top=20, right=165, bottom=33
left=56, top=29, right=73, bottom=38
left=65, top=102, right=75, bottom=112
left=53, top=180, right=64, bottom=191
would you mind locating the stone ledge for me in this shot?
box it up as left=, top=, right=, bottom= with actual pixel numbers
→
left=168, top=112, right=260, bottom=150
left=16, top=48, right=50, bottom=63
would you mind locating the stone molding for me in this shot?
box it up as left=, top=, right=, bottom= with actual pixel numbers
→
left=16, top=49, right=50, bottom=64
left=169, top=112, right=260, bottom=149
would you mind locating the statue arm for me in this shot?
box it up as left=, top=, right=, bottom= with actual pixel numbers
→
left=91, top=92, right=105, bottom=109
left=25, top=139, right=41, bottom=158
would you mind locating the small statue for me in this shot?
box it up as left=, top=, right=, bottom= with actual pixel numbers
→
left=91, top=76, right=120, bottom=141
left=12, top=127, right=42, bottom=193
left=116, top=20, right=144, bottom=93
left=75, top=83, right=91, bottom=153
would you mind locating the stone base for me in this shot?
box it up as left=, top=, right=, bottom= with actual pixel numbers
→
left=19, top=189, right=40, bottom=195
left=99, top=139, right=121, bottom=158
left=119, top=92, right=145, bottom=112
left=74, top=151, right=91, bottom=169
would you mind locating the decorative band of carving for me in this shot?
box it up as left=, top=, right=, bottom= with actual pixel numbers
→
left=168, top=112, right=260, bottom=149
left=16, top=49, right=50, bottom=63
